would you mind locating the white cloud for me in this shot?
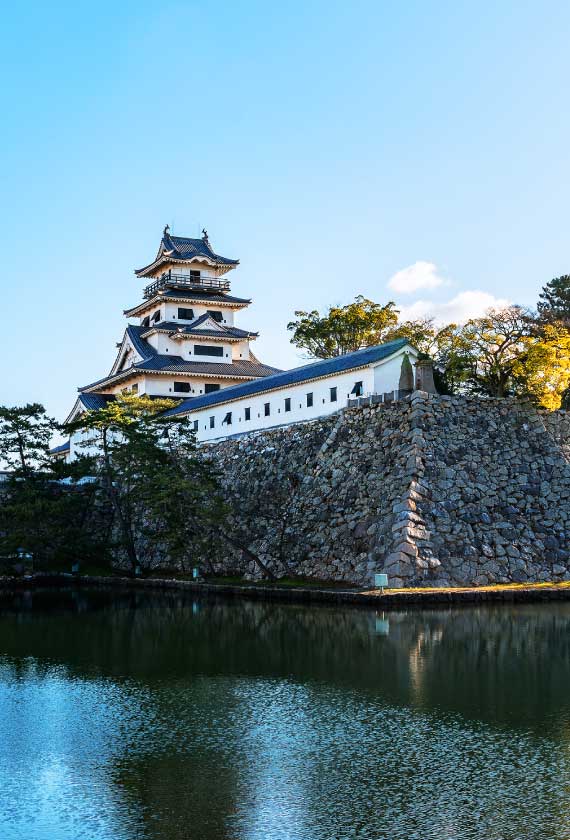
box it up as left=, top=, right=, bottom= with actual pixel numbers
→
left=398, top=290, right=511, bottom=325
left=387, top=261, right=446, bottom=294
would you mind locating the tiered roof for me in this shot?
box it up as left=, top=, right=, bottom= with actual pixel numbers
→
left=135, top=228, right=239, bottom=278
left=79, top=325, right=280, bottom=394
left=141, top=314, right=257, bottom=342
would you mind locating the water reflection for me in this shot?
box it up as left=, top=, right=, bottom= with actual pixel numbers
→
left=0, top=587, right=569, bottom=839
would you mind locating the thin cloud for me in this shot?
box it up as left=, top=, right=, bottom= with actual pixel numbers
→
left=398, top=290, right=511, bottom=325
left=387, top=261, right=446, bottom=294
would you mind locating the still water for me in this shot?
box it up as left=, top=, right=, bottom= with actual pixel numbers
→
left=0, top=588, right=569, bottom=840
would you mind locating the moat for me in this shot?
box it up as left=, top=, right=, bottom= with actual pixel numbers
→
left=1, top=587, right=569, bottom=839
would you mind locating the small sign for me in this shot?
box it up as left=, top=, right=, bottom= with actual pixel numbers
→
left=374, top=573, right=388, bottom=590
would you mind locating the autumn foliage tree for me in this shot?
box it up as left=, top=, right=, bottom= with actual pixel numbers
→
left=288, top=287, right=570, bottom=410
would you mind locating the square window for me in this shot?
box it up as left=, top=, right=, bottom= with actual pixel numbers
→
left=177, top=308, right=194, bottom=320
left=222, top=412, right=232, bottom=425
left=173, top=382, right=191, bottom=393
left=205, top=383, right=220, bottom=394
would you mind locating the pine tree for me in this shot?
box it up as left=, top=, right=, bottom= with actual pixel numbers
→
left=537, top=275, right=570, bottom=326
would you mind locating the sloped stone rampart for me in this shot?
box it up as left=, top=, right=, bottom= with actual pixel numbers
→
left=207, top=394, right=570, bottom=587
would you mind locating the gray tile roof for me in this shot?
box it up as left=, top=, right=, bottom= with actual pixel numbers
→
left=126, top=324, right=158, bottom=358
left=139, top=357, right=281, bottom=377
left=141, top=317, right=257, bottom=340
left=135, top=231, right=238, bottom=276
left=164, top=339, right=412, bottom=417
left=49, top=440, right=71, bottom=454
left=79, top=394, right=116, bottom=410
left=80, top=355, right=281, bottom=392
left=165, top=233, right=238, bottom=265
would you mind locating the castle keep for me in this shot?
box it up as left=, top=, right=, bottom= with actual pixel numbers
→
left=57, top=228, right=419, bottom=459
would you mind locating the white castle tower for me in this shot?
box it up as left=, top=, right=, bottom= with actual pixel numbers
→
left=64, top=226, right=280, bottom=423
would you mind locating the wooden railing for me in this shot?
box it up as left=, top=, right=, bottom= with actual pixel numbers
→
left=144, top=272, right=230, bottom=299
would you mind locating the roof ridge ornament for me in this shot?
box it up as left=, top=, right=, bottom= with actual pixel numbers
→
left=202, top=228, right=210, bottom=245
left=163, top=224, right=170, bottom=236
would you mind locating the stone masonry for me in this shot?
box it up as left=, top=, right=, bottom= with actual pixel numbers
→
left=205, top=393, right=570, bottom=587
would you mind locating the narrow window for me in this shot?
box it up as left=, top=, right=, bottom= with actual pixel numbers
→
left=194, top=345, right=224, bottom=357
left=177, top=307, right=194, bottom=320
left=152, top=310, right=161, bottom=322
left=330, top=386, right=337, bottom=402
left=207, top=310, right=224, bottom=323
left=173, top=382, right=191, bottom=393
left=245, top=407, right=251, bottom=421
left=284, top=397, right=291, bottom=412
left=205, top=383, right=221, bottom=394
left=131, top=383, right=138, bottom=394
left=306, top=392, right=313, bottom=407
left=264, top=402, right=270, bottom=416
left=193, top=420, right=199, bottom=432
left=351, top=381, right=363, bottom=397
left=209, top=416, right=215, bottom=429
left=222, top=411, right=232, bottom=425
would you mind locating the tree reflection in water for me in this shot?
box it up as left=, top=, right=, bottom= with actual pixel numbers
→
left=0, top=587, right=569, bottom=840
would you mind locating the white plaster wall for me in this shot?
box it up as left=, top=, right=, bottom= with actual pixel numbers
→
left=142, top=375, right=248, bottom=397
left=160, top=302, right=236, bottom=326
left=153, top=261, right=219, bottom=279
left=232, top=340, right=251, bottom=361
left=140, top=304, right=164, bottom=327
left=187, top=367, right=375, bottom=442
left=141, top=330, right=235, bottom=361
left=187, top=348, right=418, bottom=443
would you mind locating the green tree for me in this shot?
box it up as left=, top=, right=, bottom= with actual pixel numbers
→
left=385, top=318, right=470, bottom=394
left=455, top=306, right=533, bottom=398
left=0, top=403, right=56, bottom=474
left=287, top=295, right=399, bottom=358
left=69, top=394, right=273, bottom=577
left=537, top=275, right=570, bottom=327
left=69, top=394, right=191, bottom=571
left=0, top=404, right=103, bottom=567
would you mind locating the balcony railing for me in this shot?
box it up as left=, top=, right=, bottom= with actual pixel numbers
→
left=144, top=271, right=230, bottom=299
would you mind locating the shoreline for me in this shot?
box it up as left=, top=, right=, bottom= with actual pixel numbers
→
left=2, top=573, right=570, bottom=608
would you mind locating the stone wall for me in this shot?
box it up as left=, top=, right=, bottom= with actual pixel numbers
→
left=207, top=394, right=570, bottom=587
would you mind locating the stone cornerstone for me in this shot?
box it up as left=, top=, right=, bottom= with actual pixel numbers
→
left=204, top=393, right=570, bottom=587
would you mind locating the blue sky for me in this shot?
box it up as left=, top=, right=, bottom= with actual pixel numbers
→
left=1, top=0, right=569, bottom=420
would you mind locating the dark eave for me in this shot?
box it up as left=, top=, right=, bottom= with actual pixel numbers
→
left=140, top=319, right=257, bottom=342
left=79, top=357, right=281, bottom=393
left=123, top=290, right=251, bottom=318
